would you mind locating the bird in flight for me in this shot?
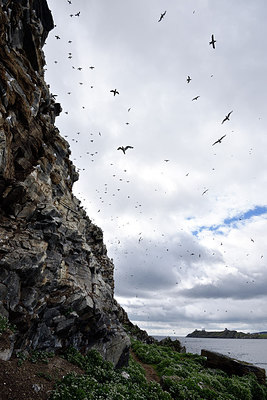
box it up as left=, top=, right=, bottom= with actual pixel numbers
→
left=117, top=146, right=133, bottom=154
left=209, top=34, right=216, bottom=49
left=89, top=66, right=95, bottom=69
left=55, top=35, right=60, bottom=39
left=212, top=134, right=226, bottom=146
left=158, top=11, right=166, bottom=22
left=192, top=96, right=200, bottom=101
left=221, top=111, right=233, bottom=124
left=110, top=89, right=119, bottom=96
left=75, top=11, right=81, bottom=17
left=187, top=76, right=192, bottom=83
left=202, top=188, right=209, bottom=195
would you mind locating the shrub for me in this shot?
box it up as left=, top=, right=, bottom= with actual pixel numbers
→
left=50, top=348, right=171, bottom=400
left=131, top=339, right=267, bottom=400
left=0, top=315, right=16, bottom=334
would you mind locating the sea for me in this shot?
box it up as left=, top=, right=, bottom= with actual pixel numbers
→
left=154, top=336, right=267, bottom=372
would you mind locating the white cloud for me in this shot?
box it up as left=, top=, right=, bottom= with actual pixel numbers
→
left=45, top=0, right=267, bottom=336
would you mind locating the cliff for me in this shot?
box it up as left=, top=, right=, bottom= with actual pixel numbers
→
left=0, top=0, right=129, bottom=367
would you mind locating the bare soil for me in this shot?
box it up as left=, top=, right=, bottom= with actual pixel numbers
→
left=0, top=356, right=83, bottom=400
left=130, top=349, right=160, bottom=383
left=0, top=350, right=160, bottom=400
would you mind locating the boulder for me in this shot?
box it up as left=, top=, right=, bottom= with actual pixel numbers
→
left=201, top=349, right=266, bottom=384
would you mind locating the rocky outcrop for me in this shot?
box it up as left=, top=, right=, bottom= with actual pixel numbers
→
left=201, top=350, right=266, bottom=384
left=117, top=304, right=157, bottom=344
left=0, top=0, right=129, bottom=366
left=187, top=328, right=262, bottom=339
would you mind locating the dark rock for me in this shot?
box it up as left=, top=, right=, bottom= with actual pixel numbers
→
left=0, top=0, right=129, bottom=366
left=159, top=337, right=186, bottom=353
left=201, top=349, right=266, bottom=384
left=33, top=0, right=54, bottom=45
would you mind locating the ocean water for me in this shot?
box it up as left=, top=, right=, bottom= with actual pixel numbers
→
left=154, top=336, right=267, bottom=372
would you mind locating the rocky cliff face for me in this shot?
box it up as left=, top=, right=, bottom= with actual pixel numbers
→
left=0, top=0, right=130, bottom=367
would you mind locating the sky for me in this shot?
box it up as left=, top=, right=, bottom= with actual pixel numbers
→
left=44, top=0, right=267, bottom=336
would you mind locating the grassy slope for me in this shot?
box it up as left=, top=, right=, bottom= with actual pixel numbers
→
left=1, top=314, right=267, bottom=399
left=49, top=341, right=267, bottom=400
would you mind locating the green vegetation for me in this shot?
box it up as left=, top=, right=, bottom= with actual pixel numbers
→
left=0, top=314, right=16, bottom=335
left=50, top=347, right=171, bottom=400
left=17, top=350, right=54, bottom=366
left=187, top=328, right=267, bottom=339
left=36, top=371, right=54, bottom=381
left=259, top=334, right=267, bottom=339
left=48, top=340, right=267, bottom=400
left=131, top=340, right=267, bottom=400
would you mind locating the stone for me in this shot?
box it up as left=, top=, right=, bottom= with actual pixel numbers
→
left=0, top=330, right=16, bottom=361
left=32, top=383, right=43, bottom=393
left=201, top=349, right=266, bottom=384
left=0, top=0, right=130, bottom=367
left=159, top=337, right=186, bottom=353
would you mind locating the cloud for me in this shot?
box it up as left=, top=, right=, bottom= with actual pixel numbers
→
left=45, top=0, right=267, bottom=335
left=180, top=273, right=267, bottom=300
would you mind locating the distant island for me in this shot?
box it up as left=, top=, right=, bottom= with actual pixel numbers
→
left=187, top=328, right=267, bottom=339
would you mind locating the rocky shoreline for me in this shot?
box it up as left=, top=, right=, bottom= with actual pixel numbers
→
left=187, top=328, right=267, bottom=339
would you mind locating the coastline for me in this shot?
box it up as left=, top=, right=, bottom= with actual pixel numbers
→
left=186, top=329, right=267, bottom=339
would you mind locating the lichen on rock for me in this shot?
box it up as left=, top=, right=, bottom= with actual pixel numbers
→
left=0, top=0, right=129, bottom=367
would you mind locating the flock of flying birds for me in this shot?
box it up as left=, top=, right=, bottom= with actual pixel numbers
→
left=48, top=4, right=242, bottom=240
left=47, top=3, right=264, bottom=330
left=52, top=6, right=234, bottom=167
left=48, top=3, right=252, bottom=259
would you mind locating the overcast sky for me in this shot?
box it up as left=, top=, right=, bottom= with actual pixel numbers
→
left=45, top=0, right=267, bottom=336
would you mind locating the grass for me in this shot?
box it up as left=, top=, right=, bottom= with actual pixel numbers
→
left=47, top=340, right=267, bottom=400
left=131, top=340, right=267, bottom=400
left=17, top=350, right=55, bottom=366
left=1, top=315, right=266, bottom=400
left=50, top=347, right=171, bottom=400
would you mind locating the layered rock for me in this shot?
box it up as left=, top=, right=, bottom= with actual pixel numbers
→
left=0, top=0, right=129, bottom=366
left=201, top=349, right=266, bottom=384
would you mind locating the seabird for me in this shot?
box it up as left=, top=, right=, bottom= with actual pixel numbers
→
left=192, top=96, right=200, bottom=101
left=117, top=146, right=133, bottom=154
left=202, top=189, right=209, bottom=195
left=110, top=89, right=119, bottom=96
left=209, top=34, right=216, bottom=49
left=221, top=110, right=233, bottom=124
left=212, top=134, right=226, bottom=146
left=158, top=11, right=167, bottom=22
left=187, top=76, right=192, bottom=83
left=55, top=35, right=60, bottom=39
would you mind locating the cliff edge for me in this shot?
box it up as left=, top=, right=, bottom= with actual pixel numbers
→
left=0, top=0, right=130, bottom=367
